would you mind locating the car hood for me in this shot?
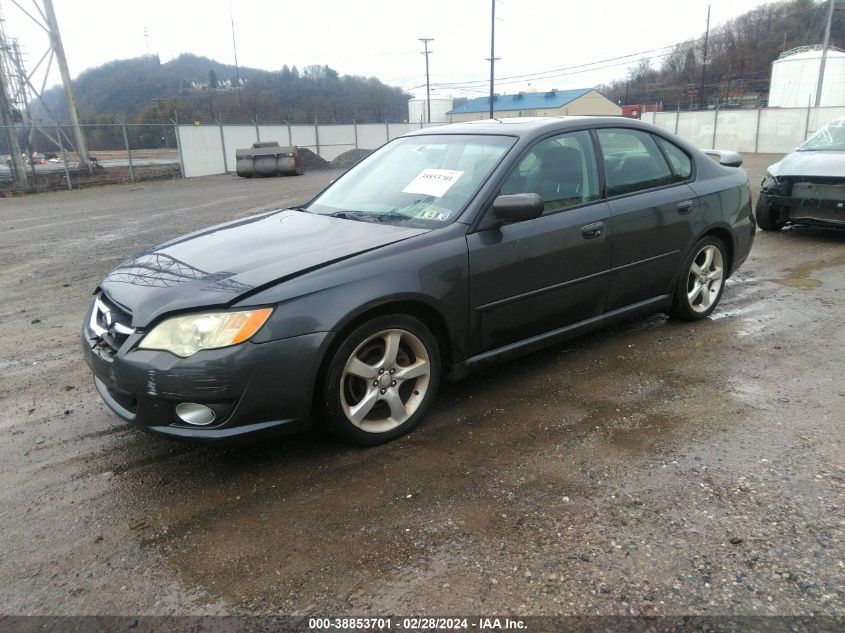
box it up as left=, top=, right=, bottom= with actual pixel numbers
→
left=99, top=210, right=429, bottom=327
left=769, top=150, right=845, bottom=178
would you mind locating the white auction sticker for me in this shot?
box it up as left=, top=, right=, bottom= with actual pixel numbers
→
left=402, top=169, right=464, bottom=198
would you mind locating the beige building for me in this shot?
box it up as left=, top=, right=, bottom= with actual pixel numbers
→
left=447, top=88, right=621, bottom=122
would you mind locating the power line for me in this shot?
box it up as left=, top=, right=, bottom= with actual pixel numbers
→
left=408, top=25, right=766, bottom=93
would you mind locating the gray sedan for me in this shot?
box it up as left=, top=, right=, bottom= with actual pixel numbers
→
left=82, top=117, right=755, bottom=445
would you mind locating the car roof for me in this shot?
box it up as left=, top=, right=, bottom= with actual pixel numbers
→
left=403, top=116, right=659, bottom=139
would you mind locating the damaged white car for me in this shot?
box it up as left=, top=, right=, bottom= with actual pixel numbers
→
left=756, top=118, right=845, bottom=230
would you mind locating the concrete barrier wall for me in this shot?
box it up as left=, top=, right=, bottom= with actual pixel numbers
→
left=179, top=121, right=449, bottom=177
left=641, top=106, right=845, bottom=154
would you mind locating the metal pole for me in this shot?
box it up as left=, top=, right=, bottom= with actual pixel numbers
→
left=753, top=105, right=761, bottom=153
left=56, top=122, right=71, bottom=191
left=121, top=118, right=135, bottom=182
left=353, top=120, right=358, bottom=149
left=804, top=96, right=812, bottom=140
left=172, top=117, right=185, bottom=178
left=711, top=107, right=718, bottom=149
left=814, top=0, right=835, bottom=107
left=419, top=38, right=433, bottom=124
left=287, top=117, right=292, bottom=146
left=254, top=118, right=260, bottom=143
left=384, top=119, right=389, bottom=142
left=43, top=0, right=92, bottom=174
left=314, top=118, right=320, bottom=157
left=217, top=120, right=229, bottom=173
left=0, top=87, right=27, bottom=189
left=674, top=102, right=680, bottom=134
left=699, top=4, right=710, bottom=111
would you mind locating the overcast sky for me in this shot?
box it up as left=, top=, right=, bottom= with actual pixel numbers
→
left=3, top=0, right=778, bottom=99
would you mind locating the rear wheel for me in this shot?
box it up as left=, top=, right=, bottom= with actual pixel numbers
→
left=670, top=236, right=727, bottom=321
left=755, top=193, right=785, bottom=231
left=321, top=314, right=440, bottom=446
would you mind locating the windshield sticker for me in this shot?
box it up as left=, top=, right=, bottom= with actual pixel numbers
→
left=402, top=169, right=464, bottom=198
left=414, top=210, right=451, bottom=221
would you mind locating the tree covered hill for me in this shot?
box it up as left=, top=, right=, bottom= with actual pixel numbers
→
left=38, top=53, right=411, bottom=124
left=598, top=0, right=845, bottom=109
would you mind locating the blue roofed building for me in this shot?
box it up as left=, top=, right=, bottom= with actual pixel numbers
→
left=446, top=88, right=622, bottom=122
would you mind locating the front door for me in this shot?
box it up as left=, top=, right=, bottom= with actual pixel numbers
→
left=467, top=130, right=612, bottom=353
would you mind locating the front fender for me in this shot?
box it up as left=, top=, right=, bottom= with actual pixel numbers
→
left=236, top=226, right=470, bottom=362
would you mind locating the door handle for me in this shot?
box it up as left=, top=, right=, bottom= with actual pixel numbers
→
left=581, top=221, right=604, bottom=239
left=676, top=200, right=694, bottom=214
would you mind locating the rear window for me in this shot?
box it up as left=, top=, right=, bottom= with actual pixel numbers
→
left=597, top=129, right=674, bottom=197
left=655, top=136, right=692, bottom=180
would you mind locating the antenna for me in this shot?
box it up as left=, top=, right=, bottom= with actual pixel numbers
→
left=144, top=26, right=150, bottom=57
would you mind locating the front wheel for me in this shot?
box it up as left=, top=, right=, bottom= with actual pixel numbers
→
left=320, top=314, right=441, bottom=446
left=670, top=236, right=728, bottom=321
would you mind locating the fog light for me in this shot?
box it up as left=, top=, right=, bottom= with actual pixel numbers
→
left=175, top=402, right=216, bottom=426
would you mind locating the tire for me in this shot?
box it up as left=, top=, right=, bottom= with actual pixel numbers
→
left=670, top=236, right=728, bottom=321
left=320, top=314, right=441, bottom=446
left=755, top=193, right=785, bottom=231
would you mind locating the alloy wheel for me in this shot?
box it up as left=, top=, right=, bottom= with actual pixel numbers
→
left=686, top=244, right=724, bottom=313
left=339, top=329, right=431, bottom=433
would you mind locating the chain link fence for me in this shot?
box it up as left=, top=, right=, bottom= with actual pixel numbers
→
left=1, top=122, right=182, bottom=194
left=8, top=106, right=841, bottom=194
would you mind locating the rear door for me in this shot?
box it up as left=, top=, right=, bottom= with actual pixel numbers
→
left=596, top=128, right=699, bottom=310
left=467, top=130, right=612, bottom=352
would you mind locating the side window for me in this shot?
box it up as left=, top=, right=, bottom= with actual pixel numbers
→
left=597, top=129, right=674, bottom=197
left=499, top=130, right=599, bottom=215
left=655, top=136, right=692, bottom=180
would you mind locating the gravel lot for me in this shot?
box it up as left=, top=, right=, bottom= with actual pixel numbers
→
left=0, top=155, right=843, bottom=619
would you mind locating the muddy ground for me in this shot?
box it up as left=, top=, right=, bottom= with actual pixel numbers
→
left=0, top=155, right=843, bottom=618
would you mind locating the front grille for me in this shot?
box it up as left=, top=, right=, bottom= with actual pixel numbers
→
left=89, top=294, right=135, bottom=353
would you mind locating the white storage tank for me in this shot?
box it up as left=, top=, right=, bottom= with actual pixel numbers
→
left=769, top=46, right=845, bottom=107
left=408, top=96, right=453, bottom=124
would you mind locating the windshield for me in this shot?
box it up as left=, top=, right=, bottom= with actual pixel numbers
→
left=798, top=118, right=845, bottom=151
left=305, top=134, right=515, bottom=226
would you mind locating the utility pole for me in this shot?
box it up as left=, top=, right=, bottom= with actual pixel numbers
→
left=700, top=4, right=710, bottom=111
left=230, top=4, right=242, bottom=107
left=486, top=0, right=500, bottom=119
left=419, top=38, right=433, bottom=124
left=814, top=0, right=836, bottom=107
left=43, top=0, right=92, bottom=174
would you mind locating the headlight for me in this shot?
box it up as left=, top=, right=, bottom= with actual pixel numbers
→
left=139, top=308, right=273, bottom=357
left=761, top=172, right=780, bottom=192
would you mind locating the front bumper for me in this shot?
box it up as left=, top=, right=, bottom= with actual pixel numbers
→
left=764, top=192, right=845, bottom=227
left=81, top=303, right=334, bottom=441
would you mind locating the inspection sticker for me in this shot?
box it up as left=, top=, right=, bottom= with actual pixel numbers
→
left=402, top=169, right=464, bottom=198
left=414, top=209, right=451, bottom=221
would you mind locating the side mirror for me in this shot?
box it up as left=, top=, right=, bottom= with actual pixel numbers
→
left=492, top=193, right=544, bottom=224
left=703, top=150, right=743, bottom=168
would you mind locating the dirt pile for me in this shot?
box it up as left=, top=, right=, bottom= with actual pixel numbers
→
left=331, top=149, right=373, bottom=169
left=297, top=148, right=331, bottom=171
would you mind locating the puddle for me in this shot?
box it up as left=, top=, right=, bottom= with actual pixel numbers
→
left=773, top=277, right=822, bottom=288
left=773, top=252, right=845, bottom=288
